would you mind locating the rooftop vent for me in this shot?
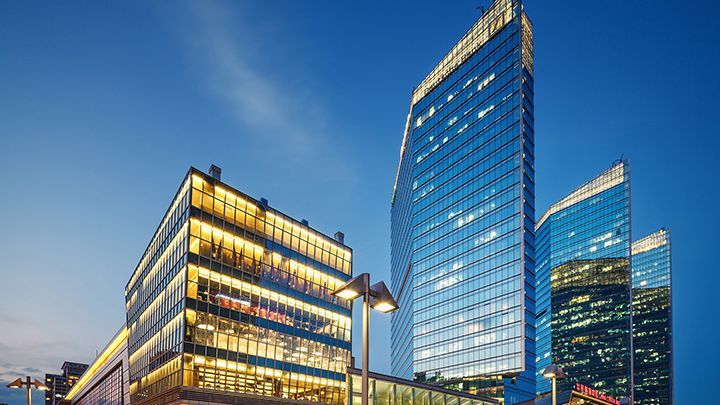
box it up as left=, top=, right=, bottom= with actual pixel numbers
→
left=301, top=219, right=309, bottom=226
left=209, top=164, right=222, bottom=181
left=334, top=231, right=345, bottom=244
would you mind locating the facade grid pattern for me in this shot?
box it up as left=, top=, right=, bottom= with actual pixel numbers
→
left=125, top=168, right=352, bottom=404
left=632, top=229, right=672, bottom=404
left=75, top=365, right=125, bottom=405
left=535, top=162, right=632, bottom=399
left=390, top=1, right=536, bottom=402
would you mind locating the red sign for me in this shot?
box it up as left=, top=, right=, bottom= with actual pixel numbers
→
left=574, top=383, right=620, bottom=405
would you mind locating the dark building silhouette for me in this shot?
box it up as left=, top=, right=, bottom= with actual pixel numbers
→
left=45, top=361, right=89, bottom=405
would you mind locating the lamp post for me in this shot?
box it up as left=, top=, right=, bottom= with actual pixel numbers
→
left=7, top=376, right=50, bottom=405
left=542, top=365, right=566, bottom=405
left=332, top=273, right=398, bottom=405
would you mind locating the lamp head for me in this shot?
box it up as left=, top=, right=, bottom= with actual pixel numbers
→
left=372, top=301, right=397, bottom=313
left=370, top=281, right=398, bottom=313
left=6, top=377, right=23, bottom=389
left=33, top=379, right=50, bottom=391
left=542, top=364, right=565, bottom=379
left=332, top=273, right=369, bottom=301
left=333, top=288, right=362, bottom=300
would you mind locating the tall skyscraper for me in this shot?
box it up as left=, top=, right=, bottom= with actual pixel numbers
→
left=632, top=229, right=673, bottom=404
left=45, top=362, right=89, bottom=405
left=535, top=161, right=633, bottom=399
left=390, top=0, right=536, bottom=402
left=125, top=166, right=353, bottom=404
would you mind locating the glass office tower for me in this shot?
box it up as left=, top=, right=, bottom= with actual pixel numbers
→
left=125, top=166, right=353, bottom=404
left=390, top=0, right=536, bottom=402
left=632, top=229, right=673, bottom=404
left=535, top=162, right=632, bottom=399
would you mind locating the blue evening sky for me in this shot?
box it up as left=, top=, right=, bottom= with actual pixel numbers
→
left=1, top=1, right=717, bottom=403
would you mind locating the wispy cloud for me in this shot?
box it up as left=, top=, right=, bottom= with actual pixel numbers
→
left=0, top=315, right=95, bottom=404
left=179, top=1, right=338, bottom=162
left=0, top=312, right=94, bottom=381
left=0, top=363, right=43, bottom=380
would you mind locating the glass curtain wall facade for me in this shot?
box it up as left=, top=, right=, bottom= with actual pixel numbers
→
left=125, top=170, right=191, bottom=403
left=390, top=1, right=536, bottom=402
left=65, top=326, right=130, bottom=405
left=535, top=162, right=632, bottom=399
left=632, top=229, right=672, bottom=404
left=75, top=365, right=125, bottom=405
left=125, top=167, right=353, bottom=404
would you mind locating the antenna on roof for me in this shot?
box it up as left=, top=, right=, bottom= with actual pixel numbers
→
left=476, top=0, right=492, bottom=14
left=613, top=153, right=625, bottom=166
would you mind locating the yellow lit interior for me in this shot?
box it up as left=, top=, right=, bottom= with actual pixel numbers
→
left=537, top=163, right=625, bottom=228
left=190, top=219, right=345, bottom=294
left=569, top=295, right=590, bottom=305
left=191, top=174, right=352, bottom=273
left=136, top=354, right=183, bottom=396
left=130, top=269, right=186, bottom=344
left=129, top=312, right=184, bottom=366
left=128, top=176, right=191, bottom=292
left=632, top=229, right=669, bottom=254
left=412, top=0, right=513, bottom=105
left=190, top=264, right=351, bottom=330
left=184, top=308, right=350, bottom=374
left=188, top=354, right=343, bottom=388
left=191, top=218, right=264, bottom=255
left=127, top=222, right=188, bottom=314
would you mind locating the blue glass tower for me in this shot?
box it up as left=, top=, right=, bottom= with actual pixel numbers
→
left=390, top=1, right=536, bottom=402
left=535, top=161, right=633, bottom=399
left=632, top=229, right=673, bottom=404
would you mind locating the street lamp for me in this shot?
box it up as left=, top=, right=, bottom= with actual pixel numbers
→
left=332, top=273, right=398, bottom=405
left=542, top=364, right=566, bottom=405
left=7, top=376, right=50, bottom=405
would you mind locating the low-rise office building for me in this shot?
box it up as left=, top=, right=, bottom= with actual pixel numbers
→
left=63, top=327, right=129, bottom=405
left=125, top=166, right=353, bottom=404
left=61, top=165, right=501, bottom=405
